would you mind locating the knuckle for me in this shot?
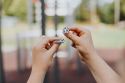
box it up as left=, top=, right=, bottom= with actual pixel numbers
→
left=85, top=30, right=91, bottom=35
left=85, top=29, right=90, bottom=33
left=41, top=36, right=48, bottom=40
left=46, top=38, right=49, bottom=42
left=86, top=29, right=90, bottom=33
left=42, top=36, right=49, bottom=42
left=41, top=35, right=46, bottom=38
left=32, top=45, right=39, bottom=50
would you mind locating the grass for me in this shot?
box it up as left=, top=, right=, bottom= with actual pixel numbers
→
left=92, top=28, right=125, bottom=48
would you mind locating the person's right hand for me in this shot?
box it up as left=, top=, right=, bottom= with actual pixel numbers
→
left=64, top=27, right=124, bottom=83
left=64, top=27, right=96, bottom=63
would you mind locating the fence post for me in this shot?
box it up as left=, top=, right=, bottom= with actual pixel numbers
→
left=0, top=0, right=5, bottom=83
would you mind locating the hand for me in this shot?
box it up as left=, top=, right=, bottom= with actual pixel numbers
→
left=64, top=27, right=124, bottom=83
left=32, top=36, right=62, bottom=72
left=64, top=27, right=96, bottom=63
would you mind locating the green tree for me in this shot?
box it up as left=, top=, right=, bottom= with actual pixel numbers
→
left=97, top=0, right=125, bottom=24
left=97, top=3, right=114, bottom=24
left=120, top=0, right=125, bottom=20
left=3, top=0, right=27, bottom=20
left=75, top=0, right=90, bottom=22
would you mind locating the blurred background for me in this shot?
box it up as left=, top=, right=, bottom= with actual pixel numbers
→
left=0, top=0, right=125, bottom=83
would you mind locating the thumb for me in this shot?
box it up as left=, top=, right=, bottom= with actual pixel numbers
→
left=65, top=31, right=79, bottom=44
left=48, top=43, right=61, bottom=56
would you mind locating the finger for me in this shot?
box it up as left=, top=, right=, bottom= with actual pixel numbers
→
left=40, top=37, right=62, bottom=48
left=45, top=43, right=52, bottom=50
left=48, top=43, right=61, bottom=56
left=44, top=37, right=62, bottom=44
left=65, top=31, right=79, bottom=44
left=69, top=27, right=82, bottom=33
left=70, top=27, right=88, bottom=32
left=69, top=27, right=88, bottom=36
left=71, top=43, right=76, bottom=48
left=35, top=36, right=47, bottom=48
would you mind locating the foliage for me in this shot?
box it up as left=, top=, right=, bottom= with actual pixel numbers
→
left=98, top=0, right=125, bottom=24
left=3, top=0, right=27, bottom=20
left=120, top=0, right=125, bottom=20
left=97, top=3, right=114, bottom=24
left=75, top=0, right=90, bottom=22
left=3, top=0, right=125, bottom=23
left=76, top=0, right=125, bottom=24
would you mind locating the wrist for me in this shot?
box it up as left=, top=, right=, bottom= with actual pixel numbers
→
left=27, top=67, right=46, bottom=83
left=32, top=63, right=49, bottom=72
left=81, top=50, right=97, bottom=64
left=32, top=66, right=47, bottom=76
left=85, top=52, right=100, bottom=66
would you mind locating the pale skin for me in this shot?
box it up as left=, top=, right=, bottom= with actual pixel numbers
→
left=27, top=27, right=124, bottom=83
left=27, top=36, right=62, bottom=83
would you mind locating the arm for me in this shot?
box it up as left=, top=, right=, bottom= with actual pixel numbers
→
left=27, top=68, right=46, bottom=83
left=27, top=36, right=62, bottom=83
left=85, top=51, right=123, bottom=83
left=64, top=27, right=123, bottom=83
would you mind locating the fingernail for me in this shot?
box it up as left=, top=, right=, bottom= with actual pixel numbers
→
left=63, top=27, right=69, bottom=34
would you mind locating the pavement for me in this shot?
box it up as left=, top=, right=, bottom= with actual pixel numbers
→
left=2, top=48, right=125, bottom=83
